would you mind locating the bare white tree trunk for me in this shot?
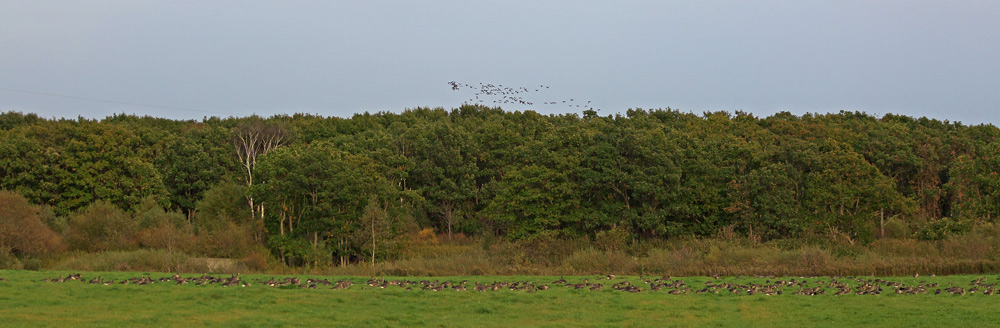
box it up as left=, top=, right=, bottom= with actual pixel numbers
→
left=232, top=120, right=289, bottom=221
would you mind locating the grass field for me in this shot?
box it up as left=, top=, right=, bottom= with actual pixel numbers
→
left=2, top=270, right=999, bottom=327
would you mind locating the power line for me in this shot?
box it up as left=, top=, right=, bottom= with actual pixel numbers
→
left=0, top=86, right=233, bottom=115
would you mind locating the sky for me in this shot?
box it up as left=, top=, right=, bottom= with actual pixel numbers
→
left=1, top=1, right=998, bottom=125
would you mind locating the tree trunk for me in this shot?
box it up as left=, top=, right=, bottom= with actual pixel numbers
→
left=443, top=201, right=454, bottom=240
left=233, top=121, right=290, bottom=224
left=247, top=196, right=255, bottom=221
left=279, top=203, right=286, bottom=235
left=339, top=239, right=346, bottom=266
left=880, top=208, right=885, bottom=238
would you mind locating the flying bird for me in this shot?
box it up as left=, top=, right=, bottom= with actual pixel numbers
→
left=449, top=81, right=599, bottom=112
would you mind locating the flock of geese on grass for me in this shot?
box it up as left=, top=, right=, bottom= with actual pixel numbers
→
left=13, top=273, right=1000, bottom=296
left=39, top=273, right=248, bottom=287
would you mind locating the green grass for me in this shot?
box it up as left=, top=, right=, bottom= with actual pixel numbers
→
left=2, top=270, right=999, bottom=327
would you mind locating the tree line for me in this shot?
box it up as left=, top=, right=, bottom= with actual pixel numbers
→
left=1, top=106, right=998, bottom=265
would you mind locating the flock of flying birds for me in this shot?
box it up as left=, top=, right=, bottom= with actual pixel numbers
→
left=448, top=81, right=601, bottom=112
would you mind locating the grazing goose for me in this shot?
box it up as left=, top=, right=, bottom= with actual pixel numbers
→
left=331, top=280, right=354, bottom=289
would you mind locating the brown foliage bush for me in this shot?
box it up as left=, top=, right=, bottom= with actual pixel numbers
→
left=137, top=223, right=196, bottom=253
left=594, top=226, right=630, bottom=253
left=0, top=190, right=64, bottom=255
left=242, top=249, right=273, bottom=272
left=192, top=221, right=257, bottom=258
left=413, top=228, right=440, bottom=245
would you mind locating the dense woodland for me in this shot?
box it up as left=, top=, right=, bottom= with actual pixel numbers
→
left=1, top=106, right=999, bottom=269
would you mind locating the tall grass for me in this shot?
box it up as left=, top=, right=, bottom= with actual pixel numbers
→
left=311, top=223, right=1000, bottom=277
left=52, top=249, right=191, bottom=272
left=9, top=221, right=1000, bottom=277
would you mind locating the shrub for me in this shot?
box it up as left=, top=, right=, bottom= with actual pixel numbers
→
left=194, top=181, right=249, bottom=227
left=881, top=216, right=911, bottom=239
left=486, top=240, right=527, bottom=268
left=135, top=197, right=186, bottom=229
left=518, top=231, right=578, bottom=265
left=595, top=226, right=630, bottom=253
left=242, top=249, right=273, bottom=272
left=0, top=247, right=22, bottom=270
left=63, top=201, right=138, bottom=252
left=0, top=190, right=64, bottom=255
left=20, top=258, right=42, bottom=270
left=137, top=223, right=196, bottom=252
left=193, top=221, right=257, bottom=258
left=37, top=205, right=67, bottom=234
left=414, top=228, right=440, bottom=245
left=267, top=234, right=331, bottom=267
left=714, top=224, right=742, bottom=242
left=915, top=217, right=971, bottom=240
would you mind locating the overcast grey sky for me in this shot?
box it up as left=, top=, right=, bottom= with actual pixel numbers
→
left=1, top=1, right=998, bottom=124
